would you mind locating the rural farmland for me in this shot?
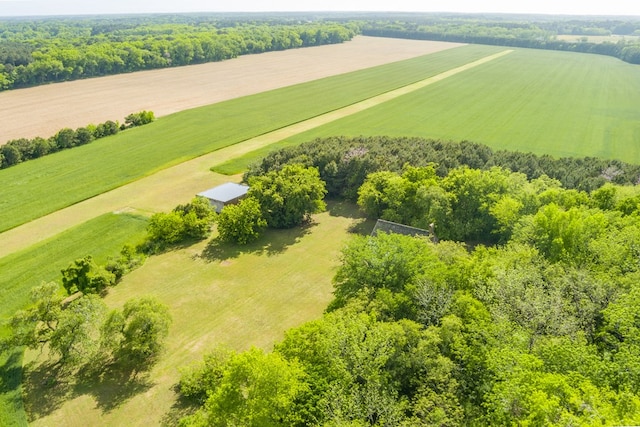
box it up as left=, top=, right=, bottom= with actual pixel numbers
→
left=285, top=48, right=640, bottom=162
left=0, top=36, right=461, bottom=142
left=2, top=12, right=640, bottom=426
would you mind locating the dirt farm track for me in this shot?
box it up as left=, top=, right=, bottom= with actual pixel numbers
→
left=0, top=36, right=462, bottom=143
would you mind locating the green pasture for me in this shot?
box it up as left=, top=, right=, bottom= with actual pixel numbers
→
left=25, top=203, right=371, bottom=426
left=0, top=44, right=500, bottom=234
left=280, top=48, right=640, bottom=163
left=0, top=213, right=148, bottom=426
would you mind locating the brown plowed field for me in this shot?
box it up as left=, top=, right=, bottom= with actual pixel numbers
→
left=0, top=36, right=462, bottom=143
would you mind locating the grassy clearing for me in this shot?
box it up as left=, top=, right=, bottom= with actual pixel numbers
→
left=25, top=202, right=373, bottom=426
left=0, top=213, right=148, bottom=426
left=281, top=48, right=640, bottom=163
left=0, top=44, right=500, bottom=234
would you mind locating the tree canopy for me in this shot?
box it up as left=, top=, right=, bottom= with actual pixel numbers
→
left=248, top=164, right=327, bottom=229
left=0, top=16, right=359, bottom=91
left=181, top=151, right=640, bottom=424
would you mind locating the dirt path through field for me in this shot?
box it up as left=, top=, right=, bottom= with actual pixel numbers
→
left=0, top=37, right=463, bottom=142
left=0, top=50, right=512, bottom=259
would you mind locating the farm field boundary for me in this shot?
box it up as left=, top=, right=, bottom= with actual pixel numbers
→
left=0, top=37, right=463, bottom=142
left=0, top=49, right=512, bottom=259
left=0, top=44, right=502, bottom=234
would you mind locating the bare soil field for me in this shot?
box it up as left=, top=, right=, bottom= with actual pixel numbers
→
left=0, top=36, right=462, bottom=143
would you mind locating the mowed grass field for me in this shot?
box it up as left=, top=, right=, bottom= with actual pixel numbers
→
left=25, top=203, right=371, bottom=426
left=0, top=213, right=148, bottom=426
left=0, top=44, right=500, bottom=234
left=280, top=48, right=640, bottom=162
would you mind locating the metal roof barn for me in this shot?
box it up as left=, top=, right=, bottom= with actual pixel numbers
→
left=197, top=182, right=249, bottom=212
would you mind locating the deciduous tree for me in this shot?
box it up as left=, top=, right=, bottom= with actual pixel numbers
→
left=248, top=164, right=327, bottom=229
left=216, top=197, right=266, bottom=244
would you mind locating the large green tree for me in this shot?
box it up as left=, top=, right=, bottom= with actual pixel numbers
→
left=216, top=197, right=266, bottom=244
left=101, top=297, right=172, bottom=368
left=3, top=282, right=62, bottom=351
left=248, top=164, right=327, bottom=229
left=49, top=295, right=107, bottom=366
left=181, top=348, right=308, bottom=427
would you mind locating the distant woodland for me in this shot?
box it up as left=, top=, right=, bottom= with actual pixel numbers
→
left=361, top=14, right=640, bottom=64
left=2, top=13, right=640, bottom=91
left=0, top=15, right=358, bottom=90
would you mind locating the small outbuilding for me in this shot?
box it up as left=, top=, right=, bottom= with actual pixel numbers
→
left=197, top=182, right=250, bottom=213
left=371, top=219, right=437, bottom=242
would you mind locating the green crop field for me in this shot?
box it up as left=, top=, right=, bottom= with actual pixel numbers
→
left=0, top=44, right=500, bottom=234
left=0, top=213, right=148, bottom=426
left=280, top=48, right=640, bottom=163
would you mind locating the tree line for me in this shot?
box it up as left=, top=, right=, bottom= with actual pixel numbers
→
left=246, top=136, right=640, bottom=198
left=0, top=16, right=359, bottom=90
left=176, top=141, right=640, bottom=425
left=362, top=18, right=640, bottom=64
left=0, top=110, right=154, bottom=169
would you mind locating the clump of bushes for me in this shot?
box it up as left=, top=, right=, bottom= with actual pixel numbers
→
left=144, top=197, right=216, bottom=252
left=0, top=110, right=155, bottom=169
left=60, top=244, right=146, bottom=296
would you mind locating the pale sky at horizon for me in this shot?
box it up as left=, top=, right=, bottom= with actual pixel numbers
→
left=0, top=0, right=639, bottom=18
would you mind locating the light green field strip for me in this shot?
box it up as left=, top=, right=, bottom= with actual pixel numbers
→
left=0, top=49, right=511, bottom=259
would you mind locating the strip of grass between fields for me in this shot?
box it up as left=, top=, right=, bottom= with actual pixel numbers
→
left=212, top=49, right=515, bottom=175
left=0, top=44, right=502, bottom=234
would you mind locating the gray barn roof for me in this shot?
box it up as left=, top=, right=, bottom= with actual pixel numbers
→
left=198, top=182, right=249, bottom=203
left=371, top=219, right=431, bottom=238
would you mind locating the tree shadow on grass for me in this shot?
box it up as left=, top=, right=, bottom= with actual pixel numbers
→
left=326, top=199, right=376, bottom=236
left=200, top=222, right=315, bottom=263
left=22, top=359, right=73, bottom=420
left=73, top=361, right=154, bottom=414
left=0, top=349, right=25, bottom=414
left=160, top=383, right=200, bottom=426
left=23, top=357, right=154, bottom=420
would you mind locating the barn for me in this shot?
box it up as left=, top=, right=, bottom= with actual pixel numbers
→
left=197, top=182, right=250, bottom=213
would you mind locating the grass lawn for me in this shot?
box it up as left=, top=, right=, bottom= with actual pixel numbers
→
left=0, top=213, right=149, bottom=426
left=24, top=202, right=373, bottom=426
left=0, top=44, right=500, bottom=234
left=281, top=48, right=640, bottom=163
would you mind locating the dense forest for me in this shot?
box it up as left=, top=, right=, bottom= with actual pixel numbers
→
left=176, top=137, right=640, bottom=425
left=0, top=15, right=359, bottom=90
left=360, top=15, right=640, bottom=64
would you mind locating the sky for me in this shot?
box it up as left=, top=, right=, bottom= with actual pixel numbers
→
left=0, top=0, right=639, bottom=17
